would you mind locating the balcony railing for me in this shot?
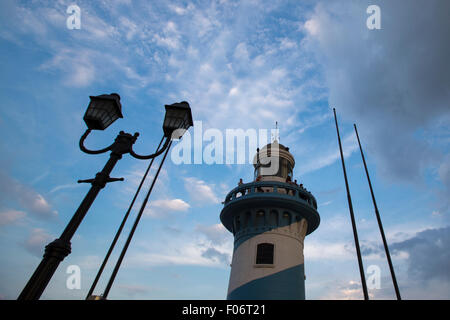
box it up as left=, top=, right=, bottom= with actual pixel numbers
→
left=223, top=181, right=318, bottom=210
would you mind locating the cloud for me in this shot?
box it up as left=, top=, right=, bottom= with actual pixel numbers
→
left=153, top=1, right=325, bottom=136
left=316, top=187, right=342, bottom=197
left=126, top=222, right=233, bottom=269
left=0, top=209, right=26, bottom=226
left=279, top=37, right=297, bottom=50
left=119, top=165, right=170, bottom=200
left=23, top=228, right=53, bottom=257
left=168, top=4, right=190, bottom=16
left=201, top=247, right=230, bottom=265
left=49, top=183, right=82, bottom=194
left=144, top=198, right=190, bottom=218
left=0, top=170, right=57, bottom=219
left=358, top=240, right=384, bottom=258
left=196, top=223, right=233, bottom=266
left=0, top=2, right=153, bottom=90
left=184, top=177, right=221, bottom=205
left=303, top=0, right=450, bottom=189
left=37, top=47, right=96, bottom=87
left=320, top=280, right=366, bottom=300
left=297, top=132, right=358, bottom=174
left=437, top=156, right=450, bottom=216
left=117, top=284, right=149, bottom=297
left=294, top=112, right=332, bottom=135
left=305, top=241, right=353, bottom=261
left=196, top=224, right=229, bottom=245
left=126, top=241, right=222, bottom=268
left=390, top=226, right=450, bottom=282
left=77, top=255, right=103, bottom=270
left=318, top=200, right=332, bottom=207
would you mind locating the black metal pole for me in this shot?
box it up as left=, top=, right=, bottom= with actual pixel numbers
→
left=354, top=124, right=401, bottom=300
left=86, top=136, right=165, bottom=299
left=18, top=151, right=123, bottom=300
left=333, top=108, right=369, bottom=300
left=102, top=140, right=173, bottom=298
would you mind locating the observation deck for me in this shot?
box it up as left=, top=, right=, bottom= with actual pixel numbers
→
left=220, top=181, right=320, bottom=236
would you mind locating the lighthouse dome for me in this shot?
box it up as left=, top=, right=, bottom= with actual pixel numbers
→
left=253, top=140, right=295, bottom=182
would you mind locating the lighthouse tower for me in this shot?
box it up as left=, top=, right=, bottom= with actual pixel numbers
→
left=220, top=141, right=320, bottom=299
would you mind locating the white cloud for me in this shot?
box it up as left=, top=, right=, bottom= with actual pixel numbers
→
left=126, top=222, right=233, bottom=269
left=49, top=183, right=82, bottom=194
left=297, top=132, right=358, bottom=175
left=126, top=241, right=223, bottom=268
left=305, top=241, right=352, bottom=261
left=184, top=177, right=221, bottom=205
left=77, top=255, right=103, bottom=270
left=144, top=198, right=190, bottom=218
left=76, top=11, right=120, bottom=42
left=196, top=224, right=229, bottom=245
left=117, top=283, right=149, bottom=297
left=38, top=48, right=97, bottom=87
left=0, top=170, right=57, bottom=219
left=279, top=38, right=297, bottom=50
left=169, top=5, right=188, bottom=15
left=319, top=280, right=367, bottom=300
left=303, top=18, right=320, bottom=36
left=119, top=165, right=170, bottom=199
left=119, top=16, right=139, bottom=40
left=0, top=209, right=26, bottom=226
left=23, top=228, right=53, bottom=257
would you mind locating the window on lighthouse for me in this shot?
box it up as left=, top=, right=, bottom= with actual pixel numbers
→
left=256, top=243, right=274, bottom=265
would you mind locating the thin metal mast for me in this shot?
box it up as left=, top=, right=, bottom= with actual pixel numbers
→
left=333, top=108, right=369, bottom=300
left=354, top=124, right=401, bottom=300
left=102, top=140, right=172, bottom=298
left=86, top=136, right=165, bottom=299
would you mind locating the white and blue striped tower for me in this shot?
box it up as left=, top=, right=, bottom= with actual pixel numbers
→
left=220, top=141, right=320, bottom=299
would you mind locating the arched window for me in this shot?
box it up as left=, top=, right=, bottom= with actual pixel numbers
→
left=256, top=243, right=274, bottom=264
left=243, top=212, right=251, bottom=228
left=255, top=210, right=265, bottom=227
left=281, top=212, right=291, bottom=227
left=269, top=210, right=278, bottom=227
left=234, top=215, right=241, bottom=232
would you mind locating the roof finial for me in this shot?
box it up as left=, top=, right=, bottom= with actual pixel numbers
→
left=271, top=121, right=280, bottom=143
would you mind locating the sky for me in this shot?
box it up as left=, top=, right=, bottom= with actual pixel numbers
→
left=0, top=0, right=449, bottom=300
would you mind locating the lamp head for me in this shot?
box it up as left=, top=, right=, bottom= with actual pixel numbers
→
left=83, top=93, right=123, bottom=130
left=163, top=101, right=193, bottom=138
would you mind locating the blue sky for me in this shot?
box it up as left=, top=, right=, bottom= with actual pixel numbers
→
left=0, top=0, right=449, bottom=299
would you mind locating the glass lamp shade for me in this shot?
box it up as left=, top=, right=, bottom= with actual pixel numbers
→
left=163, top=101, right=193, bottom=137
left=83, top=93, right=123, bottom=130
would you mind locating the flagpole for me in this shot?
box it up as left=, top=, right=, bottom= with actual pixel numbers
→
left=333, top=108, right=369, bottom=300
left=354, top=124, right=401, bottom=300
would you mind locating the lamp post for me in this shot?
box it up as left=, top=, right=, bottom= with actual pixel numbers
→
left=86, top=101, right=194, bottom=299
left=18, top=94, right=193, bottom=300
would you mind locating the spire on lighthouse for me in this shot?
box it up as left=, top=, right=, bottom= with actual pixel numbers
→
left=271, top=121, right=280, bottom=143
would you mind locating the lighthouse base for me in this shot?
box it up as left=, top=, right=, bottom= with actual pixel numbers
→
left=227, top=264, right=305, bottom=300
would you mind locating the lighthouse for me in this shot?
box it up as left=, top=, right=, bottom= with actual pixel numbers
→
left=220, top=140, right=320, bottom=299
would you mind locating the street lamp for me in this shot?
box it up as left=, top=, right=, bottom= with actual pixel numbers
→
left=84, top=101, right=194, bottom=300
left=18, top=93, right=193, bottom=300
